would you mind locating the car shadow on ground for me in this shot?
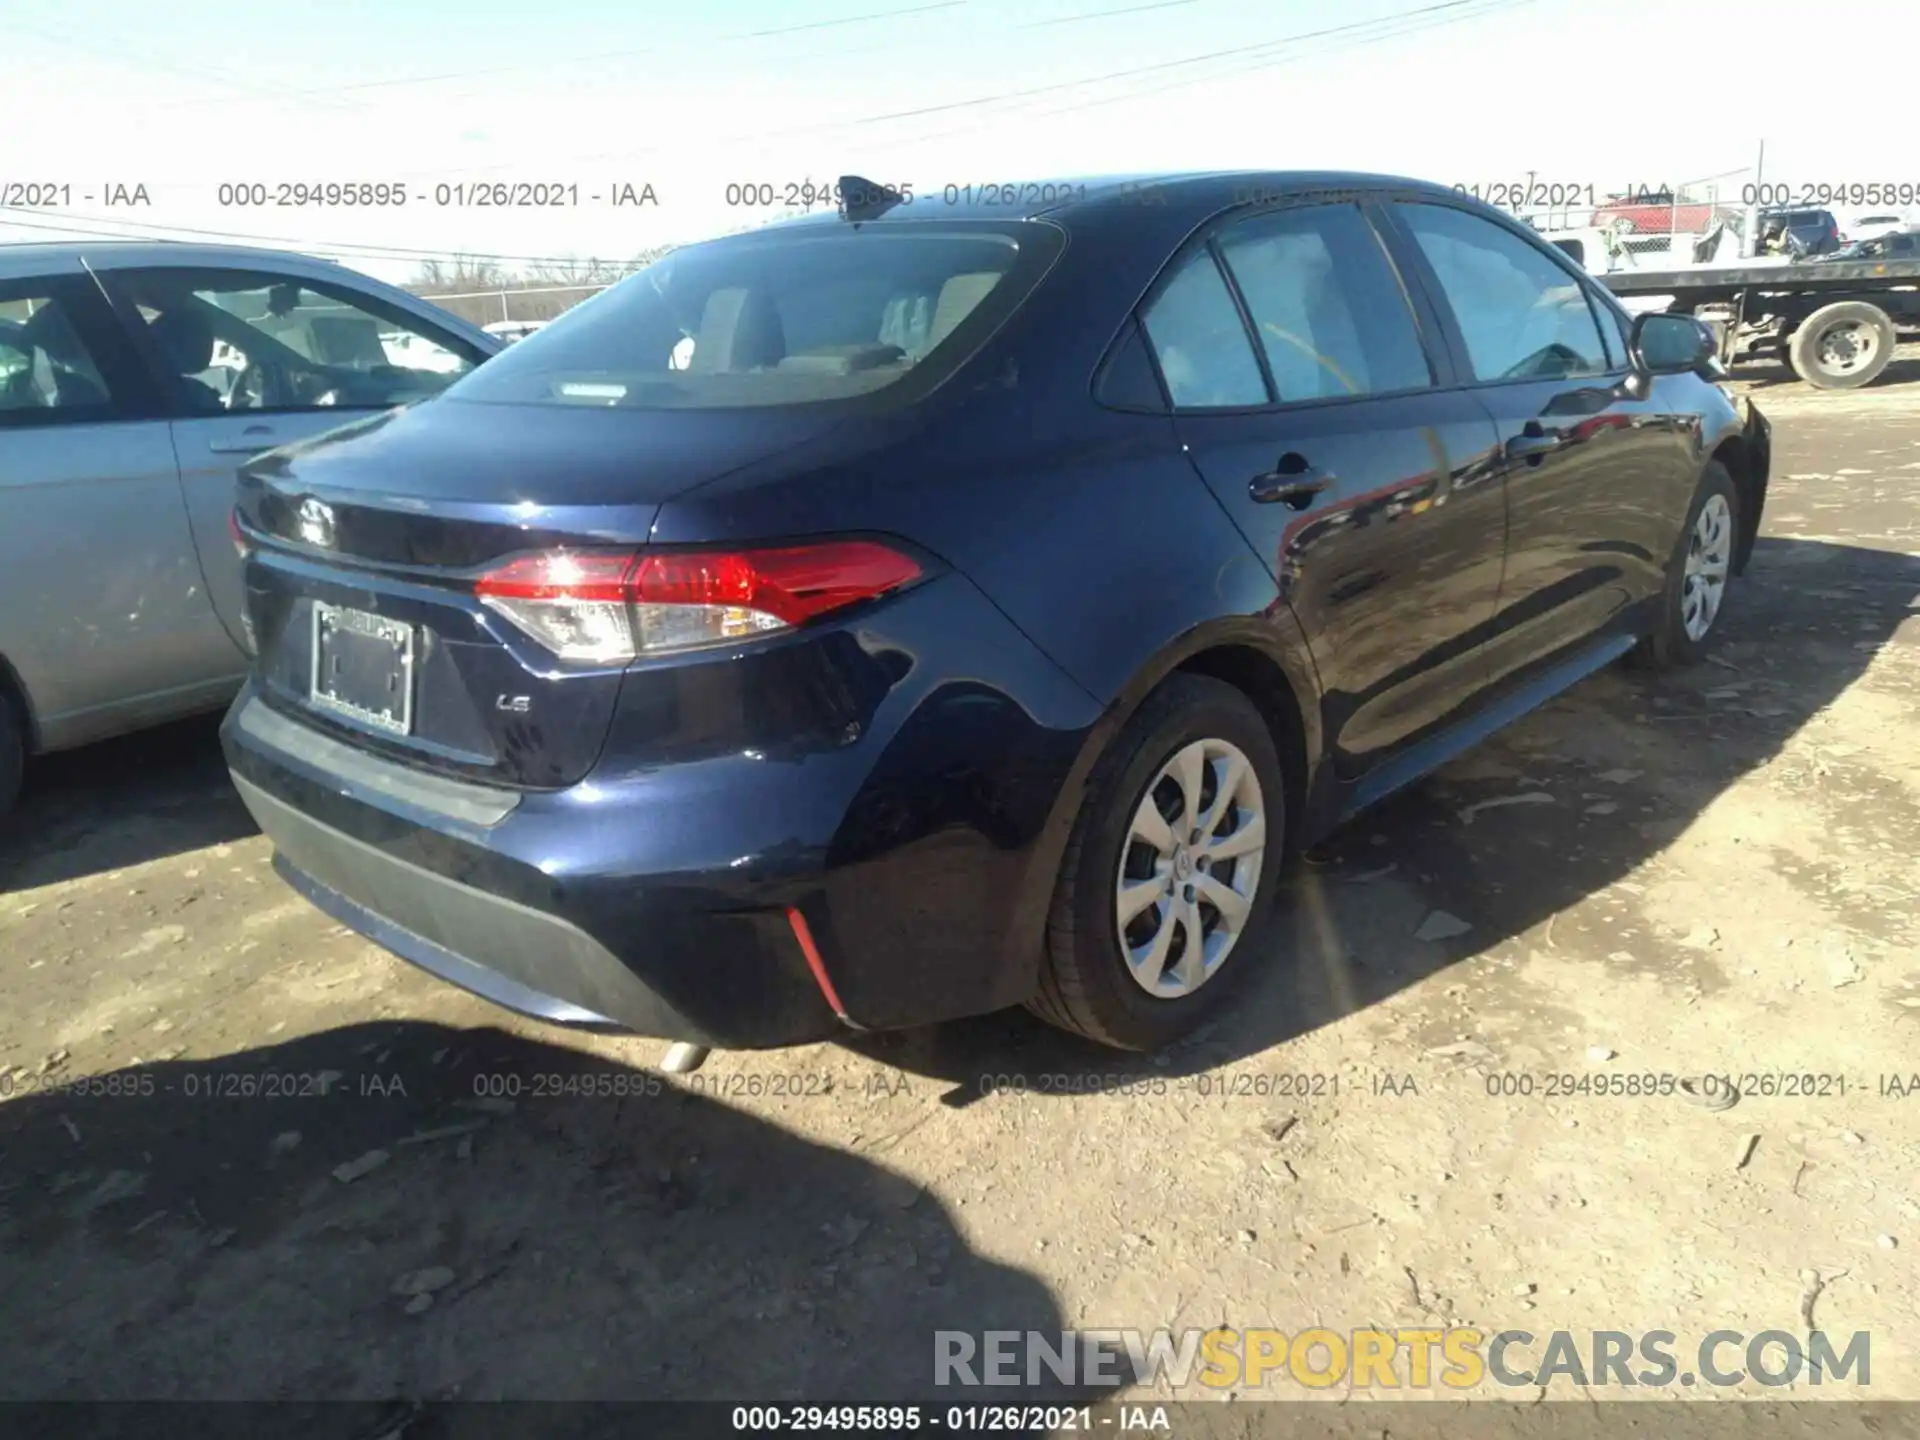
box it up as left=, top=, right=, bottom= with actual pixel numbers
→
left=0, top=711, right=256, bottom=895
left=847, top=536, right=1920, bottom=1101
left=0, top=1020, right=1081, bottom=1413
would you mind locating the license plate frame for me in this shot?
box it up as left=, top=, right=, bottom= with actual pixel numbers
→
left=309, top=601, right=416, bottom=737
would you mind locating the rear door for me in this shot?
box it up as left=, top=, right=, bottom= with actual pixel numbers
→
left=1140, top=198, right=1508, bottom=780
left=95, top=264, right=493, bottom=653
left=0, top=272, right=234, bottom=746
left=1383, top=199, right=1698, bottom=690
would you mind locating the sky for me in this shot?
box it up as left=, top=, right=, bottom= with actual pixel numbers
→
left=4, top=0, right=1909, bottom=285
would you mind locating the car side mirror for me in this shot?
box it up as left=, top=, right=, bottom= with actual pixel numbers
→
left=1629, top=311, right=1714, bottom=377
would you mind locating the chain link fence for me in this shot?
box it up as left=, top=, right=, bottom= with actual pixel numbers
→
left=1513, top=180, right=1753, bottom=272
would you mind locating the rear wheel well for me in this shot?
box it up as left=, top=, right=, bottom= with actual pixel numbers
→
left=1173, top=645, right=1307, bottom=851
left=1709, top=436, right=1759, bottom=573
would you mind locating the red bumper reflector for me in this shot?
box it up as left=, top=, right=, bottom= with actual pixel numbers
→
left=786, top=905, right=848, bottom=1019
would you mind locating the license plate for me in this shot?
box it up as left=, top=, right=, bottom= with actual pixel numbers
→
left=310, top=602, right=415, bottom=736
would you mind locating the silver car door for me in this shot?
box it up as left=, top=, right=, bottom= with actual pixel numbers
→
left=0, top=271, right=236, bottom=752
left=96, top=263, right=497, bottom=651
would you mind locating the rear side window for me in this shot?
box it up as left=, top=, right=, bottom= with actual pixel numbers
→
left=1215, top=203, right=1433, bottom=401
left=102, top=268, right=483, bottom=417
left=0, top=279, right=120, bottom=427
left=1138, top=249, right=1267, bottom=408
left=1396, top=203, right=1610, bottom=383
left=444, top=221, right=1062, bottom=411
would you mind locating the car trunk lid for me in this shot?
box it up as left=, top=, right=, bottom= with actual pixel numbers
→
left=234, top=399, right=849, bottom=789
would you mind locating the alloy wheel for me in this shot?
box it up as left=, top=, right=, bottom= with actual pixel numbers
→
left=1113, top=737, right=1267, bottom=999
left=1681, top=492, right=1733, bottom=642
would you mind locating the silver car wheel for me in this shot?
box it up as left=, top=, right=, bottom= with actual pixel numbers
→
left=1113, top=737, right=1266, bottom=1000
left=1681, top=492, right=1733, bottom=642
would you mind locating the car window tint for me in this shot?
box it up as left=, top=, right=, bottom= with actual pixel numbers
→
left=1397, top=203, right=1611, bottom=382
left=1216, top=203, right=1432, bottom=401
left=0, top=291, right=115, bottom=416
left=1138, top=249, right=1267, bottom=408
left=108, top=269, right=479, bottom=415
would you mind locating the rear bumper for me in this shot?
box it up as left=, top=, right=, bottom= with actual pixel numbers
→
left=239, top=774, right=735, bottom=1039
left=221, top=570, right=1104, bottom=1047
left=224, top=692, right=849, bottom=1048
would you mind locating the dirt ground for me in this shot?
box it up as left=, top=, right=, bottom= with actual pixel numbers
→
left=2, top=358, right=1917, bottom=1418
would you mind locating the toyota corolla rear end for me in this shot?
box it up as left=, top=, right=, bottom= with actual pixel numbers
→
left=221, top=213, right=1097, bottom=1049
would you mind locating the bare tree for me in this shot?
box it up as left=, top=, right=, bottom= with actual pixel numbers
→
left=408, top=255, right=509, bottom=294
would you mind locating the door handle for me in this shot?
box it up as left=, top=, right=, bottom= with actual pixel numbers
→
left=1249, top=454, right=1334, bottom=509
left=209, top=426, right=280, bottom=455
left=1504, top=422, right=1559, bottom=463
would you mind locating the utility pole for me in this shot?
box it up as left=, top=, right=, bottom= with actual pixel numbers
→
left=1747, top=138, right=1766, bottom=257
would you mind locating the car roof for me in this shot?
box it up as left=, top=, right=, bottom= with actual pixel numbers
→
left=751, top=170, right=1462, bottom=231
left=0, top=239, right=348, bottom=282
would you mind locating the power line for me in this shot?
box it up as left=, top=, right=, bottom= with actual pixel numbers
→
left=435, top=1, right=1202, bottom=109
left=138, top=0, right=973, bottom=110
left=1021, top=0, right=1200, bottom=26
left=797, top=0, right=1505, bottom=131
left=0, top=0, right=1538, bottom=268
left=399, top=0, right=1515, bottom=179
left=890, top=0, right=1535, bottom=144
left=131, top=0, right=1217, bottom=116
left=15, top=22, right=357, bottom=114
left=742, top=1, right=968, bottom=38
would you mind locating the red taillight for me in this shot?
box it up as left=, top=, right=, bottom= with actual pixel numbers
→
left=473, top=551, right=636, bottom=603
left=632, top=542, right=923, bottom=627
left=229, top=508, right=251, bottom=557
left=473, top=541, right=921, bottom=662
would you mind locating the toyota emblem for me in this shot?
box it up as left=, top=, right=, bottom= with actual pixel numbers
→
left=295, top=497, right=335, bottom=549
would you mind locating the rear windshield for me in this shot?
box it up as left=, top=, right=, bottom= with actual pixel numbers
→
left=443, top=221, right=1063, bottom=411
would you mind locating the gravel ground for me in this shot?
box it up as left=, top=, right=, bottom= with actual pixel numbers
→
left=2, top=375, right=1917, bottom=1416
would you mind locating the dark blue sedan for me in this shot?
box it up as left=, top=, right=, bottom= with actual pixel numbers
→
left=222, top=171, right=1771, bottom=1060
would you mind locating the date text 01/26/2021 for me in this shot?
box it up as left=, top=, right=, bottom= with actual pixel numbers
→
left=729, top=1406, right=1168, bottom=1432
left=1452, top=179, right=1920, bottom=209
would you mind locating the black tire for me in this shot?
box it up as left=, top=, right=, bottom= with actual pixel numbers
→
left=0, top=688, right=22, bottom=819
left=1632, top=461, right=1741, bottom=671
left=1788, top=301, right=1895, bottom=390
left=1029, top=674, right=1288, bottom=1051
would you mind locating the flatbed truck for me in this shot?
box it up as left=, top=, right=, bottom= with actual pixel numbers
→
left=1602, top=258, right=1920, bottom=390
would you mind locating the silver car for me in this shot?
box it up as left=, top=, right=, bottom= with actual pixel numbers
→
left=0, top=243, right=501, bottom=814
